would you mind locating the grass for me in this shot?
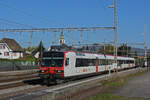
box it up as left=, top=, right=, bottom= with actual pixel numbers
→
left=102, top=69, right=147, bottom=88
left=84, top=69, right=149, bottom=100
left=103, top=78, right=126, bottom=88
left=88, top=93, right=149, bottom=100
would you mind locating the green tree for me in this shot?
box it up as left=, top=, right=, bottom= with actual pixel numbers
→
left=99, top=44, right=114, bottom=55
left=38, top=41, right=45, bottom=56
left=25, top=46, right=37, bottom=52
left=118, top=44, right=131, bottom=56
left=133, top=51, right=138, bottom=58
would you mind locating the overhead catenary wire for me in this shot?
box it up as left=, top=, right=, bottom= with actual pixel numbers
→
left=0, top=27, right=114, bottom=33
left=0, top=1, right=60, bottom=27
left=0, top=18, right=34, bottom=28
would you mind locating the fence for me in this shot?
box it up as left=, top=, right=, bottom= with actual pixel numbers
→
left=0, top=61, right=40, bottom=71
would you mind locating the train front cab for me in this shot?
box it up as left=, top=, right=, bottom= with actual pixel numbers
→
left=39, top=51, right=70, bottom=83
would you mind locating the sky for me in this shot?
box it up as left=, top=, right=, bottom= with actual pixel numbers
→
left=0, top=0, right=149, bottom=49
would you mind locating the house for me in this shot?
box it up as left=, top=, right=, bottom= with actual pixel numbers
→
left=0, top=38, right=23, bottom=59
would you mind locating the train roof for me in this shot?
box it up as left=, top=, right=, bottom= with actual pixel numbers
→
left=64, top=51, right=135, bottom=60
left=44, top=51, right=135, bottom=60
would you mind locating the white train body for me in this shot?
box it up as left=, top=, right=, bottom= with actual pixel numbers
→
left=39, top=51, right=135, bottom=80
left=64, top=51, right=135, bottom=77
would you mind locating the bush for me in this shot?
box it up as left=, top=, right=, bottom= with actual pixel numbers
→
left=0, top=55, right=39, bottom=62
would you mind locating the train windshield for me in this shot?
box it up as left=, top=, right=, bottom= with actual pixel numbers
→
left=41, top=52, right=64, bottom=67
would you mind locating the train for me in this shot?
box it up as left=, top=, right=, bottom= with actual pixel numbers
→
left=39, top=51, right=135, bottom=84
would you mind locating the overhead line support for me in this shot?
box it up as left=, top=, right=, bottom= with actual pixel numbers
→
left=0, top=27, right=114, bottom=33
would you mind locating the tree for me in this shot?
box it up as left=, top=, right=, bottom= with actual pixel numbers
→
left=24, top=46, right=37, bottom=52
left=99, top=44, right=114, bottom=55
left=30, top=41, right=45, bottom=58
left=133, top=51, right=138, bottom=58
left=118, top=44, right=131, bottom=56
left=37, top=41, right=45, bottom=56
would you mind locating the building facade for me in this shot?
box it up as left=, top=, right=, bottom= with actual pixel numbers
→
left=0, top=38, right=23, bottom=59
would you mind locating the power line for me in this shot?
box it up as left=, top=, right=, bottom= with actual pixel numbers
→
left=0, top=18, right=34, bottom=28
left=0, top=1, right=54, bottom=26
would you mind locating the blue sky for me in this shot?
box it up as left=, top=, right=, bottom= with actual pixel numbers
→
left=0, top=0, right=149, bottom=48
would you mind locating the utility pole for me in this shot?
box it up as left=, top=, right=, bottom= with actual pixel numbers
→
left=104, top=38, right=106, bottom=55
left=72, top=31, right=74, bottom=46
left=109, top=0, right=118, bottom=70
left=79, top=30, right=83, bottom=46
left=30, top=31, right=33, bottom=47
left=127, top=43, right=128, bottom=57
left=144, top=24, right=147, bottom=67
left=114, top=0, right=118, bottom=69
left=53, top=31, right=56, bottom=45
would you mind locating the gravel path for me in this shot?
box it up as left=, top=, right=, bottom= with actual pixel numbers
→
left=113, top=70, right=150, bottom=99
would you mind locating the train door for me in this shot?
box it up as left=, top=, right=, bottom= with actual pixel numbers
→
left=96, top=57, right=98, bottom=74
left=64, top=52, right=76, bottom=77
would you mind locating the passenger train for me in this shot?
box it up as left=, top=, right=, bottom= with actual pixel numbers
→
left=39, top=51, right=135, bottom=84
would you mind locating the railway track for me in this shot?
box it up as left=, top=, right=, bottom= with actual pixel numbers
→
left=0, top=82, right=27, bottom=90
left=0, top=78, right=48, bottom=99
left=0, top=70, right=40, bottom=90
left=0, top=72, right=39, bottom=83
left=0, top=67, right=144, bottom=99
left=0, top=70, right=39, bottom=77
left=0, top=74, right=39, bottom=83
left=0, top=69, right=43, bottom=98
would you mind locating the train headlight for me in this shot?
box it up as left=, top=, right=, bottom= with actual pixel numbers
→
left=56, top=70, right=64, bottom=73
left=40, top=70, right=46, bottom=73
left=41, top=70, right=45, bottom=72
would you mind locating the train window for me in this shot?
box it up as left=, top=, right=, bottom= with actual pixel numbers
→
left=65, top=58, right=69, bottom=66
left=128, top=60, right=130, bottom=64
left=103, top=59, right=106, bottom=65
left=75, top=58, right=96, bottom=67
left=41, top=52, right=64, bottom=67
left=98, top=60, right=101, bottom=65
left=106, top=60, right=109, bottom=65
left=107, top=60, right=109, bottom=65
left=108, top=59, right=112, bottom=65
left=108, top=60, right=110, bottom=65
left=93, top=59, right=96, bottom=66
left=100, top=59, right=104, bottom=65
left=75, top=59, right=80, bottom=67
left=76, top=58, right=83, bottom=67
left=124, top=60, right=127, bottom=64
left=130, top=60, right=134, bottom=63
left=117, top=60, right=122, bottom=66
left=117, top=60, right=119, bottom=65
left=87, top=59, right=94, bottom=66
left=41, top=58, right=51, bottom=67
left=83, top=59, right=89, bottom=66
left=41, top=57, right=64, bottom=67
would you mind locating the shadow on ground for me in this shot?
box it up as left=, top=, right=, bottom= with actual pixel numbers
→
left=23, top=78, right=44, bottom=85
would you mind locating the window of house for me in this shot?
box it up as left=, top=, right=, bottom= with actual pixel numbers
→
left=0, top=52, right=2, bottom=55
left=3, top=45, right=5, bottom=49
left=4, top=52, right=9, bottom=56
left=0, top=45, right=2, bottom=49
left=0, top=45, right=5, bottom=49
